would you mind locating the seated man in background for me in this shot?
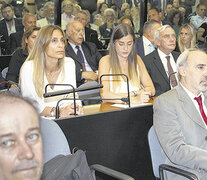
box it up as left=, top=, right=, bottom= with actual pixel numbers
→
left=190, top=3, right=207, bottom=32
left=75, top=10, right=103, bottom=49
left=135, top=20, right=161, bottom=59
left=65, top=21, right=102, bottom=87
left=0, top=3, right=23, bottom=55
left=0, top=91, right=43, bottom=180
left=142, top=25, right=180, bottom=96
left=154, top=49, right=207, bottom=180
left=10, top=13, right=36, bottom=53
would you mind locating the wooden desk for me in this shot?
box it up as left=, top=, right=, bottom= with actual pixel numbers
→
left=83, top=96, right=156, bottom=115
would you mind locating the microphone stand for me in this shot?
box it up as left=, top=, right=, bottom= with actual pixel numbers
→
left=100, top=74, right=131, bottom=107
left=44, top=84, right=76, bottom=119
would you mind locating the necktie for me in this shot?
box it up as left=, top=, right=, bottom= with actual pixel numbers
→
left=194, top=95, right=207, bottom=126
left=166, top=56, right=177, bottom=87
left=76, top=46, right=86, bottom=71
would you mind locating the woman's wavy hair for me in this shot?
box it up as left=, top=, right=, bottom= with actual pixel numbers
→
left=109, top=23, right=140, bottom=89
left=22, top=25, right=67, bottom=98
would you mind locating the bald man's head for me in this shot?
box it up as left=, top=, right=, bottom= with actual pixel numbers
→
left=66, top=21, right=84, bottom=45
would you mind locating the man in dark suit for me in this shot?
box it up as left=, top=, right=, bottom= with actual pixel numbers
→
left=148, top=7, right=172, bottom=26
left=135, top=20, right=161, bottom=59
left=0, top=3, right=23, bottom=55
left=10, top=13, right=36, bottom=53
left=65, top=21, right=102, bottom=87
left=142, top=25, right=180, bottom=96
left=75, top=10, right=103, bottom=49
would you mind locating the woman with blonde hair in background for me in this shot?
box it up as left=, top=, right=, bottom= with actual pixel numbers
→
left=20, top=25, right=82, bottom=118
left=99, top=24, right=155, bottom=104
left=178, top=23, right=197, bottom=53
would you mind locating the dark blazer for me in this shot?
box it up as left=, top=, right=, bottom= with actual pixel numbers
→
left=10, top=30, right=24, bottom=53
left=6, top=48, right=28, bottom=83
left=135, top=36, right=145, bottom=59
left=85, top=27, right=103, bottom=49
left=65, top=41, right=102, bottom=87
left=142, top=49, right=180, bottom=96
left=0, top=18, right=23, bottom=55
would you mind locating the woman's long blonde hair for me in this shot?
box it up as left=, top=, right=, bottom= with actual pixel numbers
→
left=109, top=24, right=140, bottom=90
left=178, top=24, right=197, bottom=53
left=23, top=25, right=67, bottom=98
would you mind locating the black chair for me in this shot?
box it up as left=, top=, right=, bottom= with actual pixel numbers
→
left=148, top=126, right=198, bottom=180
left=0, top=55, right=12, bottom=71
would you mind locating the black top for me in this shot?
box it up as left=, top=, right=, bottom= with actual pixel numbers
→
left=6, top=48, right=28, bottom=83
left=200, top=22, right=207, bottom=42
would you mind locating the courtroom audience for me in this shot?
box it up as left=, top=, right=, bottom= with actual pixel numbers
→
left=178, top=23, right=197, bottom=53
left=0, top=91, right=43, bottom=180
left=93, top=2, right=108, bottom=27
left=35, top=3, right=45, bottom=20
left=20, top=25, right=82, bottom=118
left=7, top=26, right=40, bottom=83
left=75, top=10, right=103, bottom=49
left=10, top=13, right=37, bottom=53
left=0, top=3, right=23, bottom=55
left=142, top=25, right=180, bottom=96
left=168, top=9, right=183, bottom=38
left=148, top=7, right=172, bottom=26
left=99, top=8, right=118, bottom=49
left=135, top=20, right=161, bottom=59
left=197, top=22, right=207, bottom=45
left=190, top=3, right=207, bottom=32
left=99, top=24, right=155, bottom=104
left=65, top=21, right=102, bottom=87
left=61, top=0, right=75, bottom=23
left=153, top=48, right=207, bottom=180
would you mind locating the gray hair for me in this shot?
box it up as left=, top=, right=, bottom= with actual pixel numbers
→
left=154, top=25, right=172, bottom=47
left=143, top=20, right=160, bottom=34
left=44, top=1, right=54, bottom=11
left=104, top=8, right=115, bottom=17
left=176, top=48, right=204, bottom=80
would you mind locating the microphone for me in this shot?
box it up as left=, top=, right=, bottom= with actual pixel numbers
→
left=99, top=74, right=131, bottom=107
left=44, top=84, right=76, bottom=119
left=44, top=83, right=104, bottom=119
left=43, top=84, right=103, bottom=98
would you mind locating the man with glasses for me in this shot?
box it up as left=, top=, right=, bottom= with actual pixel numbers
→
left=61, top=0, right=75, bottom=23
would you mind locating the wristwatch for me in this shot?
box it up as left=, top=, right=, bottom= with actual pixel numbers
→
left=50, top=107, right=55, bottom=117
left=132, top=91, right=137, bottom=97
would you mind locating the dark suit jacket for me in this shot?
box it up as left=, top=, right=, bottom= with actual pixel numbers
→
left=10, top=30, right=24, bottom=53
left=135, top=36, right=145, bottom=59
left=65, top=41, right=102, bottom=87
left=0, top=18, right=23, bottom=55
left=142, top=49, right=180, bottom=96
left=85, top=27, right=103, bottom=49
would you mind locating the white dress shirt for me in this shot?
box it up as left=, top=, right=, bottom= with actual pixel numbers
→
left=181, top=83, right=207, bottom=128
left=69, top=42, right=93, bottom=72
left=143, top=36, right=155, bottom=56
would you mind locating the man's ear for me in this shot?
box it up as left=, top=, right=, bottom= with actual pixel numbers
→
left=179, top=66, right=186, bottom=77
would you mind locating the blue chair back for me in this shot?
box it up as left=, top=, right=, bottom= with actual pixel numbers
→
left=148, top=126, right=163, bottom=178
left=40, top=118, right=71, bottom=163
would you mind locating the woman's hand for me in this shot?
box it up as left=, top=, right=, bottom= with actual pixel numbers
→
left=131, top=91, right=152, bottom=104
left=59, top=103, right=83, bottom=118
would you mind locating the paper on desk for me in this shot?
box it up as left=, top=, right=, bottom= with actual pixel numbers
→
left=111, top=103, right=152, bottom=108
